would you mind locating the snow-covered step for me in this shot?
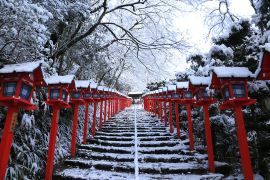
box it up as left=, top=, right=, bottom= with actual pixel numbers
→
left=77, top=150, right=134, bottom=162
left=53, top=105, right=230, bottom=179
left=138, top=173, right=223, bottom=180
left=137, top=132, right=171, bottom=137
left=138, top=161, right=208, bottom=174
left=90, top=135, right=134, bottom=142
left=98, top=129, right=135, bottom=133
left=139, top=136, right=174, bottom=141
left=95, top=131, right=135, bottom=137
left=138, top=145, right=190, bottom=155
left=54, top=168, right=135, bottom=180
left=63, top=159, right=135, bottom=173
left=139, top=153, right=207, bottom=163
left=87, top=138, right=134, bottom=147
left=139, top=141, right=180, bottom=147
left=79, top=144, right=133, bottom=154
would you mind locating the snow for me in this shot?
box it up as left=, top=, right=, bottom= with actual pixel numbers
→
left=167, top=84, right=177, bottom=91
left=162, top=87, right=168, bottom=92
left=75, top=80, right=90, bottom=88
left=128, top=91, right=143, bottom=95
left=254, top=52, right=265, bottom=78
left=134, top=105, right=139, bottom=180
left=264, top=43, right=270, bottom=52
left=211, top=67, right=255, bottom=78
left=90, top=81, right=98, bottom=89
left=97, top=86, right=104, bottom=91
left=189, top=76, right=211, bottom=86
left=45, top=75, right=75, bottom=84
left=0, top=60, right=44, bottom=74
left=209, top=44, right=234, bottom=58
left=176, top=81, right=189, bottom=89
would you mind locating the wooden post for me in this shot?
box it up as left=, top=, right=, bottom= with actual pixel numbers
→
left=175, top=102, right=180, bottom=139
left=70, top=104, right=79, bottom=158
left=203, top=105, right=215, bottom=173
left=163, top=101, right=167, bottom=126
left=169, top=101, right=174, bottom=133
left=92, top=101, right=97, bottom=137
left=108, top=100, right=111, bottom=120
left=83, top=102, right=89, bottom=144
left=0, top=106, right=19, bottom=180
left=45, top=106, right=60, bottom=180
left=234, top=106, right=254, bottom=180
left=159, top=102, right=163, bottom=122
left=104, top=100, right=107, bottom=124
left=187, top=104, right=194, bottom=151
left=99, top=100, right=103, bottom=128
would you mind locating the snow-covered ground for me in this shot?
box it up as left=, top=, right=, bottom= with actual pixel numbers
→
left=53, top=104, right=253, bottom=180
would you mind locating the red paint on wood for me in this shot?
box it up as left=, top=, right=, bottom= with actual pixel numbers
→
left=175, top=102, right=180, bottom=139
left=70, top=104, right=79, bottom=157
left=83, top=102, right=89, bottom=144
left=187, top=104, right=194, bottom=151
left=104, top=100, right=107, bottom=124
left=92, top=101, right=97, bottom=137
left=203, top=105, right=215, bottom=173
left=99, top=101, right=103, bottom=128
left=169, top=101, right=173, bottom=133
left=234, top=106, right=254, bottom=180
left=45, top=106, right=60, bottom=180
left=163, top=101, right=167, bottom=126
left=0, top=106, right=19, bottom=180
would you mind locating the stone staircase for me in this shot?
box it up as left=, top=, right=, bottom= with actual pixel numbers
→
left=53, top=106, right=229, bottom=180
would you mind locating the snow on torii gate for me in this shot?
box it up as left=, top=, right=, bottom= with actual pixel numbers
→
left=0, top=60, right=45, bottom=180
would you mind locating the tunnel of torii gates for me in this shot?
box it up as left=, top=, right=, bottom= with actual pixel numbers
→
left=0, top=51, right=269, bottom=180
left=0, top=60, right=132, bottom=180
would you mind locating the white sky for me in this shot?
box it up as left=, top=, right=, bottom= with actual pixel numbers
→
left=128, top=0, right=255, bottom=91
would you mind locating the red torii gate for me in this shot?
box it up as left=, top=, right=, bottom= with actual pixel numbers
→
left=0, top=61, right=45, bottom=180
left=210, top=67, right=256, bottom=180
left=188, top=76, right=216, bottom=173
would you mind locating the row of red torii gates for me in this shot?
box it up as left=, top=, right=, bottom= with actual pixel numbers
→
left=0, top=61, right=132, bottom=180
left=142, top=50, right=270, bottom=180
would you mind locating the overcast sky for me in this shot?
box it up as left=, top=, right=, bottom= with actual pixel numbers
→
left=128, top=0, right=255, bottom=91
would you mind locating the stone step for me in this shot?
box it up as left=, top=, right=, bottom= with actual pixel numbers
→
left=87, top=139, right=134, bottom=147
left=77, top=150, right=134, bottom=162
left=99, top=129, right=135, bottom=133
left=95, top=131, right=135, bottom=137
left=91, top=136, right=134, bottom=142
left=137, top=133, right=171, bottom=137
left=139, top=136, right=173, bottom=141
left=53, top=168, right=135, bottom=180
left=79, top=145, right=133, bottom=154
left=139, top=141, right=179, bottom=147
left=64, top=159, right=135, bottom=173
left=138, top=147, right=192, bottom=155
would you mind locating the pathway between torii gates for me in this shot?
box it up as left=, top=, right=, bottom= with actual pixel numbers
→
left=53, top=105, right=229, bottom=180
